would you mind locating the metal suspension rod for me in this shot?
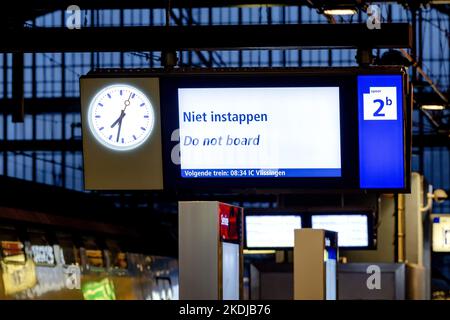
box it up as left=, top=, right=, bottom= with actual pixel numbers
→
left=400, top=48, right=449, bottom=104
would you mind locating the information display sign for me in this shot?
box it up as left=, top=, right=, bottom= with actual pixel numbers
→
left=160, top=67, right=410, bottom=191
left=81, top=67, right=410, bottom=192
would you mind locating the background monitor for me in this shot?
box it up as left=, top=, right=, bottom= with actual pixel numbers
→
left=311, top=214, right=370, bottom=248
left=432, top=215, right=450, bottom=252
left=245, top=214, right=302, bottom=249
left=245, top=211, right=374, bottom=250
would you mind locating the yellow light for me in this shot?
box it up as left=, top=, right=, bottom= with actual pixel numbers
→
left=323, top=9, right=357, bottom=16
left=421, top=104, right=446, bottom=111
left=243, top=249, right=276, bottom=255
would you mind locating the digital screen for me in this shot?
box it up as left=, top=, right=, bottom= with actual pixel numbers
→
left=432, top=216, right=450, bottom=252
left=245, top=215, right=302, bottom=248
left=178, top=87, right=341, bottom=178
left=358, top=75, right=405, bottom=189
left=311, top=214, right=369, bottom=247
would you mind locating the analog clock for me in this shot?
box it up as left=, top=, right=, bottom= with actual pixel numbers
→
left=87, top=84, right=155, bottom=151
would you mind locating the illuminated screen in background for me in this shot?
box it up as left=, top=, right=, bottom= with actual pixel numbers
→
left=178, top=87, right=342, bottom=178
left=311, top=215, right=369, bottom=247
left=432, top=216, right=450, bottom=252
left=245, top=215, right=302, bottom=248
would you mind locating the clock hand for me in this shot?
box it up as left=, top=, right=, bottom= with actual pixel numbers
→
left=123, top=92, right=132, bottom=112
left=116, top=116, right=124, bottom=142
left=111, top=92, right=133, bottom=128
left=111, top=110, right=125, bottom=128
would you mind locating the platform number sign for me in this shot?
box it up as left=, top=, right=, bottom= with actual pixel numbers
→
left=358, top=74, right=405, bottom=189
left=363, top=87, right=397, bottom=120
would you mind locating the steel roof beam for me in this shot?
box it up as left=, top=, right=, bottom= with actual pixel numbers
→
left=0, top=23, right=412, bottom=53
left=8, top=1, right=408, bottom=10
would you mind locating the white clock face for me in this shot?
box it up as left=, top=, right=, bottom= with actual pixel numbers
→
left=88, top=84, right=155, bottom=151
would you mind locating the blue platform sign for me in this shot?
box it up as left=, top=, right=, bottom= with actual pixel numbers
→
left=358, top=75, right=405, bottom=189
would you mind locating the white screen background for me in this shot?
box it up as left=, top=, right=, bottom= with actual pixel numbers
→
left=178, top=87, right=341, bottom=170
left=311, top=215, right=369, bottom=247
left=245, top=215, right=302, bottom=248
